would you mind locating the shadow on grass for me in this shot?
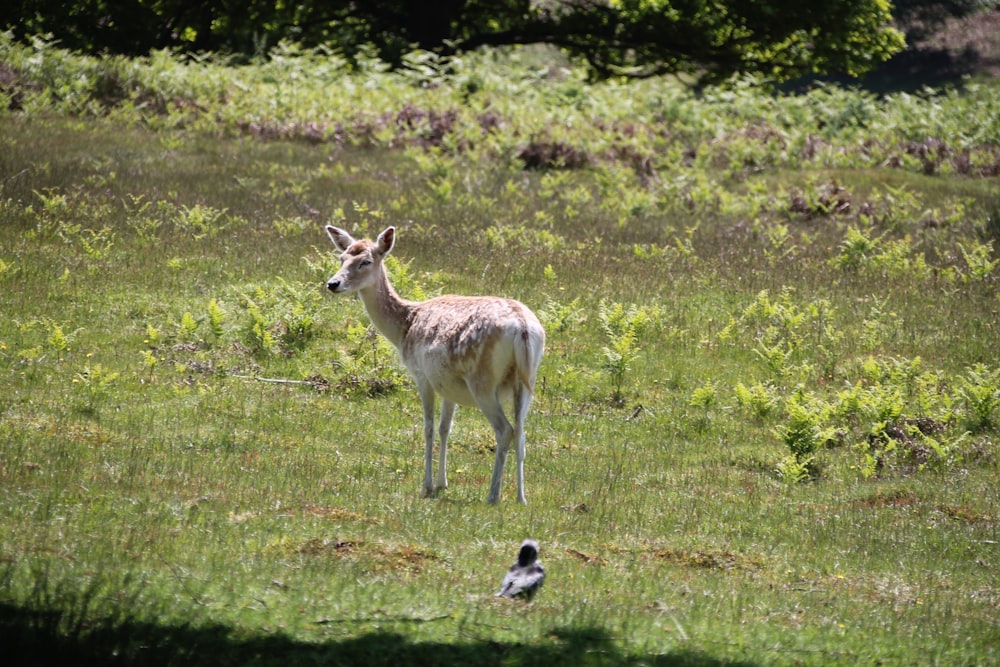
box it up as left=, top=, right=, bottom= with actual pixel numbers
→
left=0, top=602, right=757, bottom=667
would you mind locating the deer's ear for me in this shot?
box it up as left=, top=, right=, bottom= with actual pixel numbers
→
left=326, top=225, right=355, bottom=252
left=376, top=226, right=396, bottom=256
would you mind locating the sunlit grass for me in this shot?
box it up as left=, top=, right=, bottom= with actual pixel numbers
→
left=1, top=43, right=998, bottom=665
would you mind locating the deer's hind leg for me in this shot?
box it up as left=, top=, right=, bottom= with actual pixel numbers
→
left=511, top=383, right=533, bottom=505
left=471, top=391, right=515, bottom=505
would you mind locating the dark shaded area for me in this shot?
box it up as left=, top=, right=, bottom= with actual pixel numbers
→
left=783, top=8, right=1000, bottom=94
left=847, top=45, right=986, bottom=92
left=0, top=602, right=757, bottom=667
left=783, top=45, right=987, bottom=95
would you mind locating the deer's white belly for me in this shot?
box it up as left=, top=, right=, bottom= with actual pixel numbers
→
left=402, top=338, right=517, bottom=407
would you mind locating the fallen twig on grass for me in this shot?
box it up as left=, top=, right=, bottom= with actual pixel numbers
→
left=231, top=374, right=316, bottom=386
left=231, top=374, right=331, bottom=391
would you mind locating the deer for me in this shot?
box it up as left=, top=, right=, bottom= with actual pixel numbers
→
left=324, top=225, right=546, bottom=504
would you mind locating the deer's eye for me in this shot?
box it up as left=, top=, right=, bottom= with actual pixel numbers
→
left=359, top=259, right=372, bottom=267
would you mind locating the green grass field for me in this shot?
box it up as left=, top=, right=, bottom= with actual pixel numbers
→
left=1, top=38, right=998, bottom=665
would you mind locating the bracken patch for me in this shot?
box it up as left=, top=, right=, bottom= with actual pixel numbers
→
left=937, top=504, right=992, bottom=524
left=652, top=548, right=763, bottom=571
left=565, top=548, right=608, bottom=565
left=296, top=538, right=359, bottom=556
left=853, top=488, right=921, bottom=509
left=298, top=505, right=377, bottom=523
left=366, top=542, right=440, bottom=573
left=518, top=139, right=591, bottom=170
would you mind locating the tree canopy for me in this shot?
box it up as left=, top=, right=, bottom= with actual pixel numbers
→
left=1, top=0, right=914, bottom=82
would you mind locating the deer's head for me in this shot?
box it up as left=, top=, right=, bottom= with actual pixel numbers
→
left=325, top=225, right=395, bottom=294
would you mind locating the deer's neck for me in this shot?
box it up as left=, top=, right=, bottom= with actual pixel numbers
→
left=357, top=270, right=413, bottom=349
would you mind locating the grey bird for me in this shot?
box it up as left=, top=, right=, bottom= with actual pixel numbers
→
left=496, top=539, right=545, bottom=600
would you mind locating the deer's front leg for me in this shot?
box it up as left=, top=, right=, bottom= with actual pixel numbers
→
left=418, top=382, right=436, bottom=497
left=437, top=400, right=456, bottom=492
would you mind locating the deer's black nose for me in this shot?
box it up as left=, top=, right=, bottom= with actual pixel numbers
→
left=327, top=280, right=340, bottom=292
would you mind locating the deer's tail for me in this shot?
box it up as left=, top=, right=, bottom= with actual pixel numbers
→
left=514, top=324, right=545, bottom=394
